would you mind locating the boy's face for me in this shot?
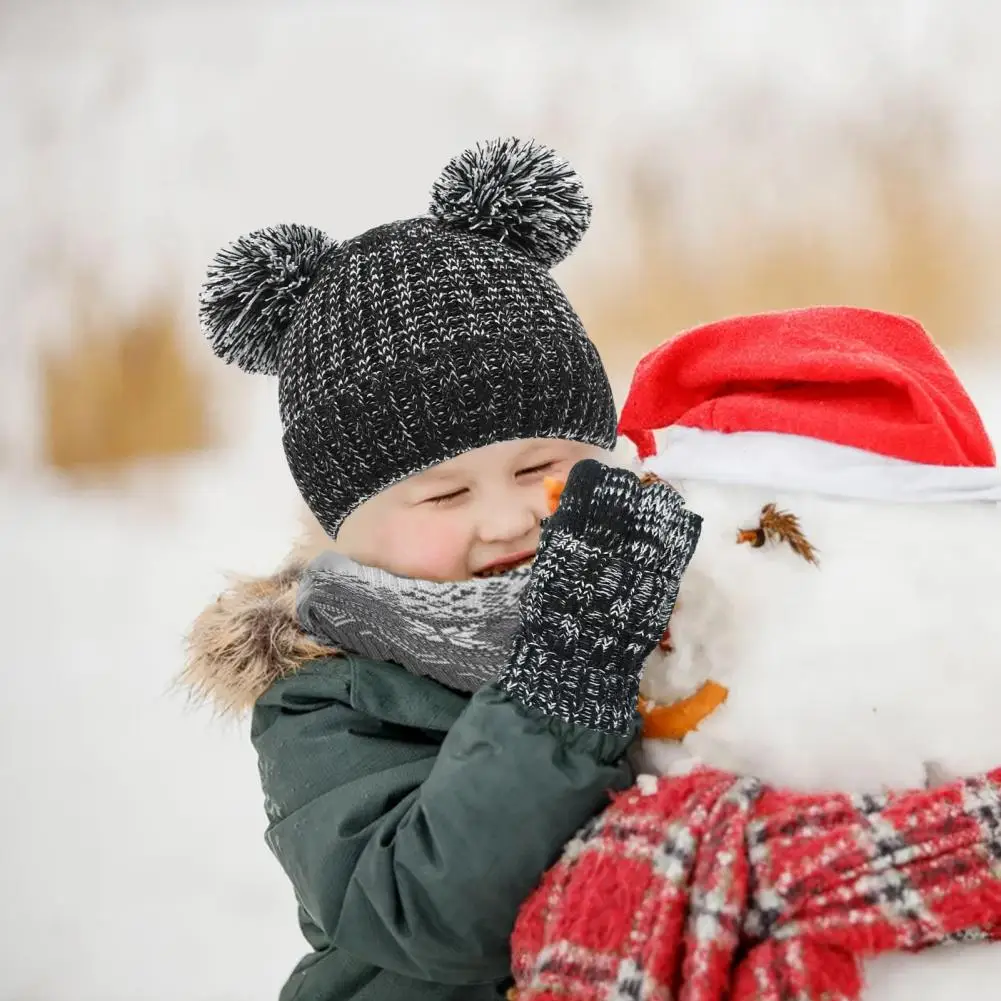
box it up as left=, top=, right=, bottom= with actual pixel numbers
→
left=334, top=437, right=604, bottom=581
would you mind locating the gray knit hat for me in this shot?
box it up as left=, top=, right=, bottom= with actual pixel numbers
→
left=199, top=138, right=617, bottom=537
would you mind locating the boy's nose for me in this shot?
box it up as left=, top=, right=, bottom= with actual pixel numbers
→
left=478, top=501, right=540, bottom=545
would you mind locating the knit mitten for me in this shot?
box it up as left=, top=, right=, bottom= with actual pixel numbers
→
left=498, top=459, right=702, bottom=735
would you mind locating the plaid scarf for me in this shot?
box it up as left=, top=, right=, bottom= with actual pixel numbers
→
left=511, top=767, right=1001, bottom=1001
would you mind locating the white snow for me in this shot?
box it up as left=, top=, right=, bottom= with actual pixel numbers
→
left=4, top=2, right=1001, bottom=997
left=0, top=388, right=310, bottom=999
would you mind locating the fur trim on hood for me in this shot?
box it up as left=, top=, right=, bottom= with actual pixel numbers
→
left=182, top=526, right=339, bottom=716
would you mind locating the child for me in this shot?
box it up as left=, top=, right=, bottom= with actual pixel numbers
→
left=185, top=138, right=701, bottom=1001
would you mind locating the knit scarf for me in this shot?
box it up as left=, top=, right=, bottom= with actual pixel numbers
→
left=296, top=550, right=532, bottom=692
left=511, top=767, right=1001, bottom=1001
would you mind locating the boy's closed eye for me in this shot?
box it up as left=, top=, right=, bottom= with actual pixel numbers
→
left=424, top=487, right=469, bottom=506
left=516, top=460, right=555, bottom=478
left=422, top=461, right=556, bottom=505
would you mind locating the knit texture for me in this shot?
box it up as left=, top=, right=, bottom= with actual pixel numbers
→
left=279, top=218, right=616, bottom=536
left=199, top=139, right=617, bottom=537
left=296, top=550, right=531, bottom=692
left=511, top=767, right=1001, bottom=1001
left=498, top=460, right=702, bottom=736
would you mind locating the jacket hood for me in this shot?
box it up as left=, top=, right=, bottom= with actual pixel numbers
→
left=181, top=528, right=338, bottom=715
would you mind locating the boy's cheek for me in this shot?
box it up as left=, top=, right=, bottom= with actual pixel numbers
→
left=374, top=511, right=471, bottom=580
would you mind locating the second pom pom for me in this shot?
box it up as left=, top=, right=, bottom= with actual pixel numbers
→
left=429, top=137, right=591, bottom=269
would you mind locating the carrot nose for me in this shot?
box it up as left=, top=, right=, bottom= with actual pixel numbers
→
left=543, top=476, right=564, bottom=515
left=638, top=682, right=729, bottom=741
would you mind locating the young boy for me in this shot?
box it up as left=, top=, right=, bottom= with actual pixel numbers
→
left=186, top=138, right=701, bottom=1000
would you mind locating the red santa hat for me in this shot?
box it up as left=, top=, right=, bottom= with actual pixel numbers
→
left=618, top=306, right=1001, bottom=503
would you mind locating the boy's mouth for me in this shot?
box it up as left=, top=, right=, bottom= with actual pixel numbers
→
left=473, top=551, right=536, bottom=578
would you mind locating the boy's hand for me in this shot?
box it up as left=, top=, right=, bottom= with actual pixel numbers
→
left=499, top=459, right=702, bottom=735
left=545, top=458, right=699, bottom=578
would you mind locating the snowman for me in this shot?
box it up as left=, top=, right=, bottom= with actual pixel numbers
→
left=511, top=306, right=1001, bottom=1001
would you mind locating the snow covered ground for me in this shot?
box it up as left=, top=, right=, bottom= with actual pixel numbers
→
left=0, top=386, right=309, bottom=1000
left=4, top=2, right=1001, bottom=998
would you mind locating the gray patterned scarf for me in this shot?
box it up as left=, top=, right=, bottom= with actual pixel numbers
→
left=296, top=551, right=532, bottom=692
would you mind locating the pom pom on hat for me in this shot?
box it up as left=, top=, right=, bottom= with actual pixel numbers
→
left=199, top=223, right=338, bottom=375
left=429, top=137, right=591, bottom=268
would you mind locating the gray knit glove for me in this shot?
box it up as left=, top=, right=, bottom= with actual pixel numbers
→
left=497, top=459, right=702, bottom=735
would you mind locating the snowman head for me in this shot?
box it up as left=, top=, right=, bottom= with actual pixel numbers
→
left=620, top=307, right=1001, bottom=794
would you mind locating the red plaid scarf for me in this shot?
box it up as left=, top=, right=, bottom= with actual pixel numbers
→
left=511, top=767, right=1001, bottom=1000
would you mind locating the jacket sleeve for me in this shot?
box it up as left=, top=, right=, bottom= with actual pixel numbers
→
left=251, top=657, right=636, bottom=985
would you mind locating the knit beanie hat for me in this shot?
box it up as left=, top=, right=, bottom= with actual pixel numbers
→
left=199, top=138, right=617, bottom=536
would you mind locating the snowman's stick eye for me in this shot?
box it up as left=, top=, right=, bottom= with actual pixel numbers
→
left=737, top=504, right=819, bottom=566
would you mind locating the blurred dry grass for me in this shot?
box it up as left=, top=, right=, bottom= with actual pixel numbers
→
left=579, top=118, right=992, bottom=369
left=35, top=114, right=995, bottom=477
left=41, top=284, right=213, bottom=476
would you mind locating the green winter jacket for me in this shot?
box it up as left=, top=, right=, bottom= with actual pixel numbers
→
left=183, top=556, right=637, bottom=999
left=251, top=655, right=635, bottom=1000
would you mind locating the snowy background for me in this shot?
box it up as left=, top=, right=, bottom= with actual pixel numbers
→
left=3, top=2, right=1001, bottom=998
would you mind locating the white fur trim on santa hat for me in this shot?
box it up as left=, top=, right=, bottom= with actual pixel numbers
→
left=644, top=426, right=1001, bottom=504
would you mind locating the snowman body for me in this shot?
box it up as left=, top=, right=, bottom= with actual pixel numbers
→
left=636, top=476, right=1001, bottom=999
